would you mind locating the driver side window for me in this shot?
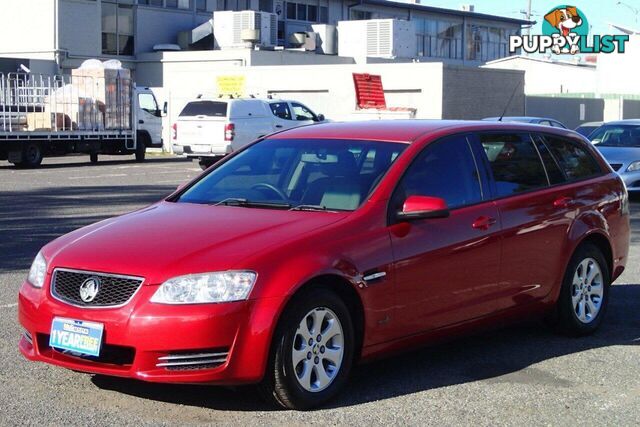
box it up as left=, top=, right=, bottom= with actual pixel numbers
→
left=290, top=102, right=317, bottom=121
left=138, top=93, right=159, bottom=116
left=270, top=102, right=292, bottom=120
left=392, top=136, right=483, bottom=212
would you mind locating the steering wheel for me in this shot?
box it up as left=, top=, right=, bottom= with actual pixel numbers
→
left=250, top=183, right=288, bottom=201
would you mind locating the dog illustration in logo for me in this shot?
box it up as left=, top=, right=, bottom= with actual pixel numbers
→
left=544, top=6, right=583, bottom=54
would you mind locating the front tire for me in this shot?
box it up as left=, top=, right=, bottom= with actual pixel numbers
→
left=259, top=288, right=355, bottom=410
left=556, top=243, right=610, bottom=336
left=135, top=138, right=147, bottom=162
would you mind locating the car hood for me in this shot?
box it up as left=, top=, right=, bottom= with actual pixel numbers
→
left=45, top=201, right=348, bottom=284
left=595, top=146, right=640, bottom=162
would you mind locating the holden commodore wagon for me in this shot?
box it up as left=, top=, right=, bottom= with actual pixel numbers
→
left=19, top=120, right=630, bottom=410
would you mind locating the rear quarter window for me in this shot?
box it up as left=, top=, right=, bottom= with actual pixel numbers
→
left=542, top=135, right=603, bottom=181
left=179, top=101, right=228, bottom=117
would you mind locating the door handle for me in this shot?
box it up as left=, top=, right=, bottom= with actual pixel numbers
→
left=138, top=119, right=144, bottom=124
left=472, top=216, right=497, bottom=230
left=553, top=196, right=574, bottom=208
left=275, top=124, right=283, bottom=128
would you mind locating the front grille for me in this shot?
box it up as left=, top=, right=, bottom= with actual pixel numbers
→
left=38, top=333, right=135, bottom=366
left=156, top=349, right=229, bottom=371
left=610, top=163, right=623, bottom=171
left=51, top=268, right=144, bottom=308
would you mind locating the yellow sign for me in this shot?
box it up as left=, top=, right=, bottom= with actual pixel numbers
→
left=217, top=75, right=246, bottom=97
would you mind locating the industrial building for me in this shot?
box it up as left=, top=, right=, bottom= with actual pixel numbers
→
left=0, top=0, right=528, bottom=74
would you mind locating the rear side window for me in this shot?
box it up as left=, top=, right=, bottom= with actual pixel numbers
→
left=179, top=101, right=227, bottom=117
left=543, top=135, right=602, bottom=180
left=480, top=133, right=548, bottom=197
left=392, top=135, right=482, bottom=210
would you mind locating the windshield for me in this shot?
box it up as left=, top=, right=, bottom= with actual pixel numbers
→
left=590, top=125, right=640, bottom=147
left=177, top=138, right=407, bottom=211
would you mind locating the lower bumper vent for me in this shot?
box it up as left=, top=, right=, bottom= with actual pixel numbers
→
left=23, top=330, right=33, bottom=345
left=157, top=349, right=229, bottom=371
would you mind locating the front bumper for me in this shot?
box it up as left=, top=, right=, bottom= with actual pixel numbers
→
left=18, top=280, right=284, bottom=385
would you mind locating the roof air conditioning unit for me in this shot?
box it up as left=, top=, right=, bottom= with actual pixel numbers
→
left=337, top=19, right=417, bottom=59
left=213, top=11, right=278, bottom=49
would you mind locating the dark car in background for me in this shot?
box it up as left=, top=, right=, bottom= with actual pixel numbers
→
left=575, top=121, right=604, bottom=138
left=590, top=120, right=640, bottom=193
left=483, top=116, right=567, bottom=128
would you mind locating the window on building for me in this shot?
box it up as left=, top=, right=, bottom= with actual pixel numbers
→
left=286, top=2, right=296, bottom=19
left=297, top=3, right=307, bottom=21
left=259, top=0, right=273, bottom=13
left=307, top=5, right=317, bottom=22
left=139, top=0, right=163, bottom=6
left=466, top=24, right=513, bottom=62
left=319, top=6, right=328, bottom=23
left=196, top=0, right=216, bottom=11
left=101, top=2, right=134, bottom=56
left=415, top=18, right=462, bottom=60
left=167, top=0, right=192, bottom=9
left=350, top=9, right=372, bottom=20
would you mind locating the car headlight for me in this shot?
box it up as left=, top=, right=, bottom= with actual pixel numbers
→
left=626, top=161, right=640, bottom=172
left=27, top=251, right=47, bottom=288
left=150, top=271, right=257, bottom=304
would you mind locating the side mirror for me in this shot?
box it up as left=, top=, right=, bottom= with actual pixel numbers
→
left=396, top=195, right=450, bottom=221
left=162, top=101, right=168, bottom=116
left=316, top=114, right=325, bottom=122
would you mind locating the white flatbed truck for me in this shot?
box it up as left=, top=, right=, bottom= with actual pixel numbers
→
left=0, top=71, right=163, bottom=167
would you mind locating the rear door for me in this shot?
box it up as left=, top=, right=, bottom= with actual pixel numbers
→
left=474, top=132, right=572, bottom=303
left=176, top=100, right=228, bottom=154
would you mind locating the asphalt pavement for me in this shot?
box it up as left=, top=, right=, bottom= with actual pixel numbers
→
left=0, top=155, right=638, bottom=426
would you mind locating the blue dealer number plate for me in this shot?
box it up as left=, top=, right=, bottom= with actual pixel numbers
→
left=49, top=318, right=104, bottom=357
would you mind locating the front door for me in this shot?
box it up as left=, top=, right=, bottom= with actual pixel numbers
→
left=389, top=135, right=502, bottom=335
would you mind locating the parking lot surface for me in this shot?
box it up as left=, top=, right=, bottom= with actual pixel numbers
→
left=0, top=156, right=638, bottom=426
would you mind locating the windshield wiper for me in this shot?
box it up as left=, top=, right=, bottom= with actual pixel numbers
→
left=290, top=204, right=329, bottom=211
left=212, top=198, right=291, bottom=209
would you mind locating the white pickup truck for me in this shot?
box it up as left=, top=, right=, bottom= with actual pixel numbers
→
left=0, top=71, right=163, bottom=167
left=172, top=97, right=325, bottom=169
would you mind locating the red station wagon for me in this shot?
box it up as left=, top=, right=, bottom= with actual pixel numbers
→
left=19, top=120, right=630, bottom=409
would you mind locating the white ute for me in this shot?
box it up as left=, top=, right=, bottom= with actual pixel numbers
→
left=172, top=97, right=325, bottom=169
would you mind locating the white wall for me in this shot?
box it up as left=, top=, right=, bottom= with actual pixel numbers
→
left=597, top=34, right=640, bottom=96
left=0, top=0, right=57, bottom=61
left=483, top=56, right=597, bottom=95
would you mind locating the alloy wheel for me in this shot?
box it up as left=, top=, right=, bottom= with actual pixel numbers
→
left=571, top=257, right=604, bottom=324
left=291, top=307, right=344, bottom=392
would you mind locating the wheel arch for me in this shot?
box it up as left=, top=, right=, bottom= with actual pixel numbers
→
left=575, top=231, right=614, bottom=281
left=272, top=273, right=366, bottom=363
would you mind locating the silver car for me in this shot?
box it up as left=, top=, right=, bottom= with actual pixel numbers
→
left=590, top=120, right=640, bottom=193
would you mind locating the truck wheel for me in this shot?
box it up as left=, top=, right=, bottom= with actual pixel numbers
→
left=135, top=140, right=146, bottom=162
left=90, top=152, right=98, bottom=164
left=16, top=143, right=43, bottom=168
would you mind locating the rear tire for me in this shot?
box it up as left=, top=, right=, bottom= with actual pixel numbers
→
left=15, top=143, right=43, bottom=168
left=555, top=243, right=610, bottom=336
left=90, top=152, right=98, bottom=164
left=258, top=288, right=355, bottom=410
